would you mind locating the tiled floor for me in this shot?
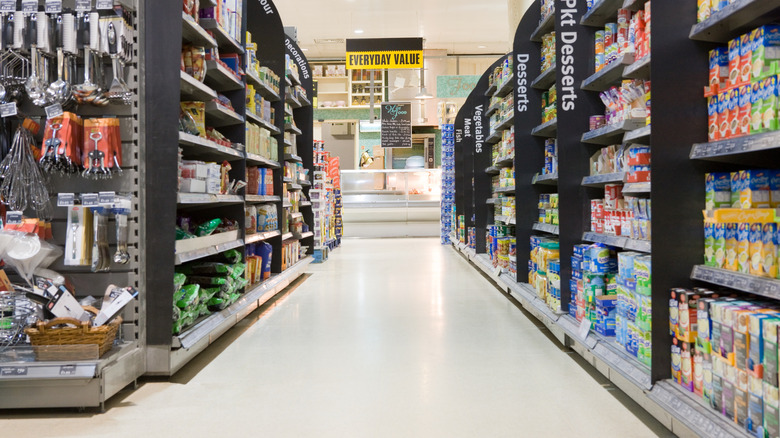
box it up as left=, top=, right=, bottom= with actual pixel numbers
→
left=1, top=238, right=674, bottom=437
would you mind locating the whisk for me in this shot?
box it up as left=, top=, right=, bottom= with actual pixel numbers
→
left=0, top=124, right=51, bottom=216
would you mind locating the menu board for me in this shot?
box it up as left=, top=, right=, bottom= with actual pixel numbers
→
left=381, top=102, right=412, bottom=148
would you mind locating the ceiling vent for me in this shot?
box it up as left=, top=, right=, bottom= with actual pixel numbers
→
left=315, top=38, right=346, bottom=44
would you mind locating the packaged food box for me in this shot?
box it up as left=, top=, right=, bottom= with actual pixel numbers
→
left=728, top=87, right=740, bottom=138
left=708, top=95, right=719, bottom=141
left=739, top=84, right=753, bottom=136
left=764, top=382, right=780, bottom=438
left=752, top=25, right=780, bottom=81
left=738, top=223, right=752, bottom=274
left=706, top=172, right=731, bottom=210
left=714, top=223, right=727, bottom=269
left=761, top=76, right=778, bottom=131
left=771, top=170, right=780, bottom=208
left=718, top=91, right=731, bottom=140
left=751, top=80, right=764, bottom=134
left=710, top=46, right=729, bottom=94
left=741, top=169, right=771, bottom=208
left=740, top=32, right=754, bottom=87
left=729, top=37, right=742, bottom=88
left=762, top=223, right=778, bottom=278
left=725, top=223, right=739, bottom=271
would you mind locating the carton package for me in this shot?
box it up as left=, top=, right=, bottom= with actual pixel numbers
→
left=705, top=172, right=731, bottom=210
left=751, top=80, right=764, bottom=134
left=748, top=375, right=764, bottom=436
left=725, top=223, right=739, bottom=271
left=740, top=169, right=771, bottom=209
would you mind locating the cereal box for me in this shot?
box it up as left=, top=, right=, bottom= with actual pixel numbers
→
left=751, top=80, right=764, bottom=134
left=706, top=172, right=731, bottom=210
left=729, top=37, right=742, bottom=89
left=739, top=32, right=753, bottom=87
left=719, top=91, right=732, bottom=139
left=728, top=87, right=740, bottom=138
left=714, top=223, right=727, bottom=269
left=771, top=170, right=780, bottom=208
left=741, top=169, right=771, bottom=209
left=732, top=171, right=744, bottom=208
left=739, top=84, right=752, bottom=136
left=705, top=223, right=716, bottom=266
left=762, top=76, right=779, bottom=131
left=763, top=223, right=778, bottom=278
left=752, top=25, right=780, bottom=81
left=710, top=46, right=729, bottom=93
left=764, top=382, right=780, bottom=438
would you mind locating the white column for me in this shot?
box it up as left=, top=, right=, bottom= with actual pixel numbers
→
left=508, top=0, right=535, bottom=40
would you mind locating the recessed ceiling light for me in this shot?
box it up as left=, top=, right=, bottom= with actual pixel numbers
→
left=354, top=29, right=364, bottom=34
left=302, top=48, right=309, bottom=51
left=477, top=45, right=487, bottom=49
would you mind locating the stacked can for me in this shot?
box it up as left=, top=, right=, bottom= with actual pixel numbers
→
left=605, top=23, right=619, bottom=65
left=440, top=124, right=456, bottom=244
left=541, top=32, right=556, bottom=71
left=617, top=9, right=631, bottom=54
left=544, top=139, right=557, bottom=175
left=595, top=30, right=605, bottom=72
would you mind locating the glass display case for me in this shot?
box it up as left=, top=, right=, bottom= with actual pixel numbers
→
left=341, top=169, right=442, bottom=237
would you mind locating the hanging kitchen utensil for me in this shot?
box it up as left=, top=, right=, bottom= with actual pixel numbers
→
left=105, top=22, right=130, bottom=105
left=46, top=15, right=71, bottom=107
left=24, top=14, right=47, bottom=106
left=0, top=122, right=51, bottom=214
left=38, top=122, right=61, bottom=172
left=91, top=208, right=110, bottom=272
left=113, top=211, right=129, bottom=265
left=82, top=130, right=106, bottom=179
left=73, top=13, right=104, bottom=106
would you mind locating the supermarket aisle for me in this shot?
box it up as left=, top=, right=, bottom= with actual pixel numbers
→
left=2, top=238, right=671, bottom=438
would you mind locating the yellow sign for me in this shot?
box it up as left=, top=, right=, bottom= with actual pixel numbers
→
left=703, top=208, right=780, bottom=224
left=346, top=51, right=423, bottom=70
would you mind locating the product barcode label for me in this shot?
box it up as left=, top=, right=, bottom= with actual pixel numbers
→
left=21, top=0, right=37, bottom=13
left=59, top=365, right=76, bottom=376
left=45, top=1, right=63, bottom=13
left=5, top=211, right=22, bottom=225
left=98, top=191, right=115, bottom=205
left=0, top=0, right=15, bottom=12
left=577, top=318, right=592, bottom=341
left=0, top=366, right=27, bottom=376
left=75, top=0, right=92, bottom=11
left=95, top=0, right=113, bottom=10
left=0, top=102, right=17, bottom=118
left=45, top=103, right=64, bottom=119
left=81, top=193, right=99, bottom=207
left=57, top=193, right=75, bottom=207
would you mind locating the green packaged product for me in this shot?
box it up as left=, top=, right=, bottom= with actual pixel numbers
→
left=180, top=262, right=235, bottom=276
left=199, top=287, right=220, bottom=302
left=218, top=249, right=243, bottom=264
left=173, top=273, right=187, bottom=290
left=230, top=262, right=246, bottom=279
left=196, top=302, right=210, bottom=317
left=187, top=276, right=229, bottom=286
left=196, top=219, right=222, bottom=237
left=176, top=227, right=195, bottom=240
left=172, top=305, right=181, bottom=322
left=174, top=284, right=200, bottom=309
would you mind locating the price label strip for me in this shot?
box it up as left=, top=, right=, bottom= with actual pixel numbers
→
left=45, top=103, right=64, bottom=120
left=81, top=193, right=99, bottom=207
left=5, top=211, right=23, bottom=225
left=98, top=191, right=116, bottom=205
left=0, top=0, right=15, bottom=12
left=45, top=0, right=63, bottom=13
left=96, top=0, right=114, bottom=10
left=75, top=0, right=92, bottom=12
left=57, top=193, right=76, bottom=207
left=0, top=102, right=17, bottom=118
left=21, top=0, right=38, bottom=13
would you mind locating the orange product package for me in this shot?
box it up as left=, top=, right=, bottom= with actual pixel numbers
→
left=82, top=118, right=122, bottom=171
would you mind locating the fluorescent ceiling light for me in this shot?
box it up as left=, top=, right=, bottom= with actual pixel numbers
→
left=477, top=45, right=487, bottom=49
left=354, top=29, right=364, bottom=34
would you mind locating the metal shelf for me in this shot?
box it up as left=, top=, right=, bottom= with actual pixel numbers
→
left=495, top=186, right=516, bottom=195
left=177, top=193, right=244, bottom=205
left=286, top=92, right=301, bottom=108
left=622, top=182, right=651, bottom=195
left=581, top=119, right=646, bottom=145
left=485, top=166, right=500, bottom=175
left=532, top=172, right=558, bottom=185
left=486, top=101, right=501, bottom=117
left=531, top=118, right=558, bottom=138
left=494, top=156, right=514, bottom=168
left=581, top=172, right=625, bottom=187
left=623, top=55, right=651, bottom=80
left=288, top=72, right=302, bottom=86
left=289, top=212, right=303, bottom=220
left=175, top=237, right=244, bottom=265
left=246, top=195, right=280, bottom=203
left=532, top=223, right=559, bottom=235
left=690, top=130, right=780, bottom=161
left=532, top=63, right=556, bottom=90
left=622, top=0, right=649, bottom=11
left=624, top=125, right=651, bottom=144
left=246, top=72, right=281, bottom=101
left=204, top=60, right=244, bottom=92
left=298, top=231, right=314, bottom=239
left=484, top=83, right=497, bottom=97
left=299, top=180, right=311, bottom=187
left=495, top=216, right=516, bottom=225
left=487, top=116, right=515, bottom=143
left=178, top=132, right=244, bottom=161
left=287, top=183, right=303, bottom=191
left=487, top=198, right=498, bottom=205
left=285, top=123, right=302, bottom=135
left=246, top=111, right=281, bottom=134
left=530, top=12, right=555, bottom=42
left=581, top=53, right=635, bottom=92
left=245, top=230, right=281, bottom=244
left=182, top=13, right=217, bottom=48
left=580, top=0, right=623, bottom=27
left=285, top=154, right=302, bottom=163
left=301, top=201, right=312, bottom=207
left=689, top=0, right=780, bottom=43
left=582, top=232, right=651, bottom=253
left=199, top=18, right=244, bottom=53
left=205, top=101, right=245, bottom=128
left=245, top=153, right=281, bottom=168
left=180, top=71, right=217, bottom=101
left=495, top=74, right=514, bottom=98
left=282, top=232, right=294, bottom=241
left=298, top=94, right=312, bottom=107
left=691, top=265, right=780, bottom=300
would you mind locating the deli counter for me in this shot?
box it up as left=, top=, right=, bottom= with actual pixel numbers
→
left=341, top=169, right=441, bottom=238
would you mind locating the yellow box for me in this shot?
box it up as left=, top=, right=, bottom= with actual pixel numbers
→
left=738, top=223, right=751, bottom=274
left=750, top=223, right=765, bottom=276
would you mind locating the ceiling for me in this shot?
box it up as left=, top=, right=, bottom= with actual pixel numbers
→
left=273, top=0, right=515, bottom=59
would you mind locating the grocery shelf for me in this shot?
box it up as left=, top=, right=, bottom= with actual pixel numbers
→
left=581, top=53, right=635, bottom=92
left=532, top=223, right=559, bottom=235
left=530, top=12, right=554, bottom=43
left=245, top=153, right=281, bottom=168
left=246, top=112, right=281, bottom=134
left=298, top=94, right=312, bottom=107
left=289, top=212, right=303, bottom=220
left=284, top=137, right=293, bottom=147
left=204, top=60, right=244, bottom=91
left=204, top=101, right=245, bottom=127
left=691, top=265, right=780, bottom=300
left=624, top=125, right=651, bottom=144
left=245, top=230, right=281, bottom=244
left=486, top=101, right=501, bottom=117
left=282, top=232, right=294, bottom=241
left=245, top=195, right=281, bottom=203
left=581, top=119, right=646, bottom=145
left=532, top=172, right=558, bottom=185
left=587, top=326, right=652, bottom=389
left=300, top=201, right=312, bottom=207
left=495, top=186, right=516, bottom=195
left=246, top=72, right=281, bottom=101
left=286, top=92, right=301, bottom=108
left=622, top=0, right=649, bottom=11
left=180, top=71, right=217, bottom=101
left=580, top=0, right=622, bottom=27
left=199, top=18, right=244, bottom=53
left=496, top=216, right=516, bottom=225
left=622, top=182, right=651, bottom=195
left=177, top=193, right=244, bottom=205
left=171, top=257, right=312, bottom=356
left=287, top=183, right=303, bottom=191
left=485, top=166, right=500, bottom=175
left=583, top=232, right=651, bottom=253
left=689, top=0, right=780, bottom=43
left=531, top=118, right=558, bottom=138
left=495, top=74, right=514, bottom=98
left=581, top=172, right=625, bottom=187
left=494, top=156, right=514, bottom=168
left=299, top=180, right=311, bottom=187
left=487, top=116, right=515, bottom=143
left=285, top=76, right=292, bottom=87
left=298, top=231, right=314, bottom=239
left=531, top=63, right=556, bottom=90
left=285, top=123, right=302, bottom=135
left=178, top=132, right=244, bottom=161
left=484, top=83, right=497, bottom=97
left=174, top=235, right=244, bottom=265
left=283, top=177, right=293, bottom=183
left=285, top=153, right=303, bottom=163
left=283, top=201, right=292, bottom=208
left=182, top=13, right=217, bottom=48
left=288, top=73, right=301, bottom=87
left=623, top=55, right=651, bottom=80
left=486, top=198, right=498, bottom=205
left=690, top=130, right=780, bottom=162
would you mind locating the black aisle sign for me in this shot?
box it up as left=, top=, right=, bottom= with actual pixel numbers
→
left=381, top=102, right=412, bottom=148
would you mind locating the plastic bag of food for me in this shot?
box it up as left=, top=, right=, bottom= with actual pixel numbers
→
left=196, top=218, right=222, bottom=237
left=229, top=262, right=246, bottom=279
left=174, top=284, right=200, bottom=309
left=180, top=262, right=234, bottom=276
left=176, top=226, right=195, bottom=240
left=172, top=305, right=181, bottom=322
left=174, top=273, right=187, bottom=290
left=218, top=249, right=243, bottom=264
left=187, top=276, right=229, bottom=286
left=199, top=286, right=220, bottom=302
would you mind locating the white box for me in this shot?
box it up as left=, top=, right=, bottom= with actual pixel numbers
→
left=206, top=178, right=221, bottom=194
left=181, top=178, right=207, bottom=193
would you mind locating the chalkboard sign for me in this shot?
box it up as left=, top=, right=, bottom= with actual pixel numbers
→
left=381, top=102, right=412, bottom=148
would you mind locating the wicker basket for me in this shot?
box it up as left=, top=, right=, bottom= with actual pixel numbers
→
left=24, top=306, right=122, bottom=361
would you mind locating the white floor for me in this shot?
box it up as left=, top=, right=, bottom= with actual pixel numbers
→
left=1, top=238, right=673, bottom=437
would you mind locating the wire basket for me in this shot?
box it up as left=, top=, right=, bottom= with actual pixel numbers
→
left=0, top=292, right=37, bottom=354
